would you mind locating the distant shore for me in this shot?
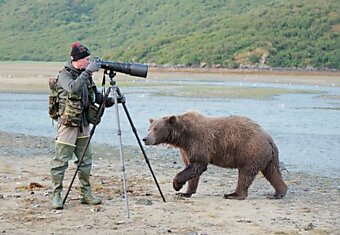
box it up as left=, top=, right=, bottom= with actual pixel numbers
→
left=0, top=61, right=339, bottom=94
left=1, top=60, right=340, bottom=76
left=149, top=64, right=340, bottom=76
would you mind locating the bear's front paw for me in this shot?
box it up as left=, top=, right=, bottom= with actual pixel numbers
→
left=173, top=178, right=184, bottom=191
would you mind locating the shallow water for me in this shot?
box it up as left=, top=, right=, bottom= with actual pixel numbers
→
left=0, top=78, right=339, bottom=178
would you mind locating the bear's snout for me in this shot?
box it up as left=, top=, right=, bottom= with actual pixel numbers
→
left=143, top=135, right=159, bottom=145
left=142, top=136, right=152, bottom=145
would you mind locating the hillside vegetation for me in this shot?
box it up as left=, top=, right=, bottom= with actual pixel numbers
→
left=0, top=0, right=339, bottom=69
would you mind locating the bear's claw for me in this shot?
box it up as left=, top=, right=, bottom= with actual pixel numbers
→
left=175, top=192, right=192, bottom=198
left=223, top=192, right=247, bottom=200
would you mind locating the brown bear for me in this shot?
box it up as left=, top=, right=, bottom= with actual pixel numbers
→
left=143, top=111, right=287, bottom=200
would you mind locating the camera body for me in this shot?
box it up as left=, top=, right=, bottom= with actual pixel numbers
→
left=94, top=57, right=148, bottom=78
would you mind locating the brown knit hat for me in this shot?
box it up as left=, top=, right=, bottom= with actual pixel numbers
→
left=70, top=42, right=91, bottom=61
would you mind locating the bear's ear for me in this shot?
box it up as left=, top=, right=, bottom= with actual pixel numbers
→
left=168, top=115, right=177, bottom=125
left=149, top=118, right=156, bottom=124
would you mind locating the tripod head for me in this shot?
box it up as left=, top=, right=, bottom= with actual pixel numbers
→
left=102, top=69, right=126, bottom=104
left=103, top=69, right=117, bottom=86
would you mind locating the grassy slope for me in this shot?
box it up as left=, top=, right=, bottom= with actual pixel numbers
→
left=0, top=0, right=339, bottom=68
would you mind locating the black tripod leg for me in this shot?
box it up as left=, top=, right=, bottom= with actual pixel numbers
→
left=120, top=102, right=166, bottom=202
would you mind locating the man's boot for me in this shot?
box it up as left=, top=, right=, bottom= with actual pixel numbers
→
left=50, top=142, right=75, bottom=209
left=75, top=137, right=102, bottom=205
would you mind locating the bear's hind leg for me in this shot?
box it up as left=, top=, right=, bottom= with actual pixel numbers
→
left=261, top=160, right=287, bottom=199
left=224, top=168, right=257, bottom=200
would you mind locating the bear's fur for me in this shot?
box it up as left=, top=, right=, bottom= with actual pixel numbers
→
left=143, top=111, right=287, bottom=200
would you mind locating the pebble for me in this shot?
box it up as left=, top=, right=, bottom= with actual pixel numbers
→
left=91, top=208, right=101, bottom=212
left=44, top=190, right=52, bottom=196
left=0, top=194, right=4, bottom=199
left=236, top=219, right=252, bottom=223
left=115, top=220, right=125, bottom=225
left=135, top=198, right=153, bottom=206
left=305, top=222, right=314, bottom=231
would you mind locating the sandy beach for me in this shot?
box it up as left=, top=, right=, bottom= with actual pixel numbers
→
left=0, top=62, right=339, bottom=234
left=0, top=131, right=339, bottom=235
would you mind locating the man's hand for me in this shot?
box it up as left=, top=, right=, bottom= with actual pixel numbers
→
left=86, top=60, right=101, bottom=73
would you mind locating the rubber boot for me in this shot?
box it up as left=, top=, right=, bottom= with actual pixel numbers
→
left=50, top=142, right=75, bottom=209
left=74, top=137, right=102, bottom=205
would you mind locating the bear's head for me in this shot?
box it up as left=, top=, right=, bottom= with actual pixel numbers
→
left=143, top=115, right=178, bottom=145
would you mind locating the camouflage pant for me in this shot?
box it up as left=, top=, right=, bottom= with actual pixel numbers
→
left=51, top=124, right=93, bottom=195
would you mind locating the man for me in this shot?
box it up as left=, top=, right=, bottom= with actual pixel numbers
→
left=50, top=42, right=112, bottom=209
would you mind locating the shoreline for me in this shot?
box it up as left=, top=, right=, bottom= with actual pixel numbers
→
left=1, top=60, right=340, bottom=75
left=149, top=65, right=340, bottom=77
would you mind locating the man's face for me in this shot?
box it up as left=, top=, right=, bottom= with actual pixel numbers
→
left=72, top=56, right=90, bottom=70
left=77, top=56, right=90, bottom=70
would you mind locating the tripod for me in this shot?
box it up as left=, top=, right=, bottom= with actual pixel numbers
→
left=63, top=70, right=166, bottom=218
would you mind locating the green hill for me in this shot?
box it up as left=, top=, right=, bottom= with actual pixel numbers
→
left=0, top=0, right=339, bottom=69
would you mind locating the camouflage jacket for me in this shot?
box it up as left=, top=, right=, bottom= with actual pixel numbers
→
left=57, top=60, right=105, bottom=126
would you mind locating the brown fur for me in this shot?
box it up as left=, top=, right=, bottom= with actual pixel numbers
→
left=143, top=111, right=287, bottom=200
